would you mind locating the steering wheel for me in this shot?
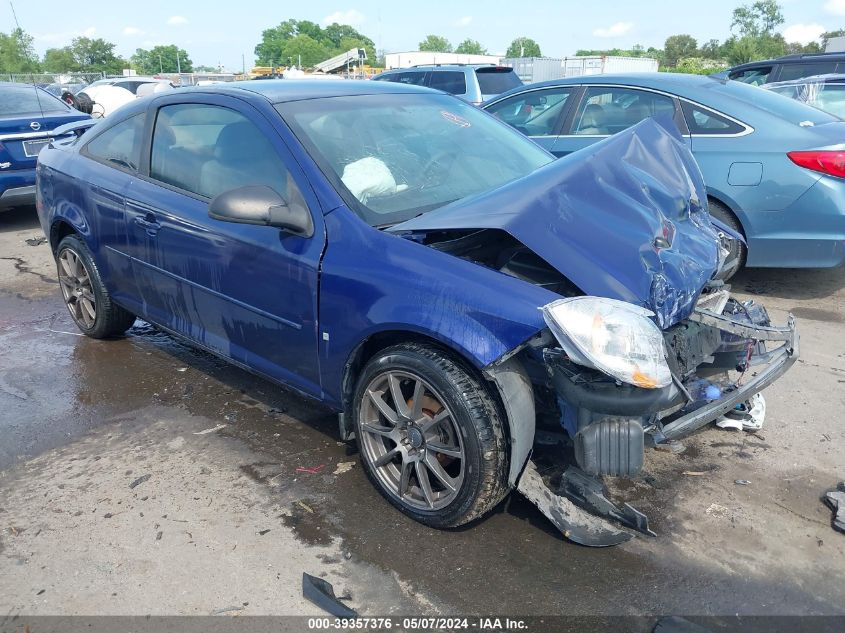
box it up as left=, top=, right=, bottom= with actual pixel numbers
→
left=419, top=149, right=458, bottom=187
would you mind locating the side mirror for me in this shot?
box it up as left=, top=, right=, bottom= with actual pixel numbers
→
left=208, top=185, right=314, bottom=238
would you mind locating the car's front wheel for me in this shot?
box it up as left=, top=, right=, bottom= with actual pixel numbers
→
left=352, top=343, right=510, bottom=528
left=56, top=234, right=136, bottom=338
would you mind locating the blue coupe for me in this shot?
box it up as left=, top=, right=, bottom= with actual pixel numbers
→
left=484, top=73, right=845, bottom=271
left=36, top=80, right=796, bottom=544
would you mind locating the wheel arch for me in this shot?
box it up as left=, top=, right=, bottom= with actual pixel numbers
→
left=707, top=191, right=747, bottom=238
left=50, top=219, right=79, bottom=253
left=338, top=329, right=527, bottom=486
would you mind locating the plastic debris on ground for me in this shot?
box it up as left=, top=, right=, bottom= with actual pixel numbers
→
left=716, top=392, right=766, bottom=432
left=302, top=572, right=357, bottom=617
left=824, top=482, right=845, bottom=534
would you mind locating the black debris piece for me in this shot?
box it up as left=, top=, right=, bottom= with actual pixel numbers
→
left=302, top=572, right=357, bottom=618
left=653, top=616, right=713, bottom=633
left=129, top=474, right=152, bottom=489
left=25, top=237, right=47, bottom=247
left=824, top=482, right=845, bottom=534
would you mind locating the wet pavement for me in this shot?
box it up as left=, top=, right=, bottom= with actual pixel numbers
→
left=1, top=205, right=844, bottom=616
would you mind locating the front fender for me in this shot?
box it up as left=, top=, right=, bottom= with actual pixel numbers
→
left=318, top=206, right=557, bottom=407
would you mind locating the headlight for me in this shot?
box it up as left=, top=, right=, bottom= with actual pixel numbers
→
left=541, top=297, right=672, bottom=389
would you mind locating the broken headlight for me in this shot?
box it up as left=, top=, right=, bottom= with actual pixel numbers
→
left=541, top=297, right=672, bottom=389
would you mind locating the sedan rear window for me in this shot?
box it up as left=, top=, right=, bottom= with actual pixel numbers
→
left=475, top=68, right=522, bottom=95
left=0, top=85, right=70, bottom=115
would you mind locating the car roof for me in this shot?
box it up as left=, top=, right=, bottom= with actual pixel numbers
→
left=728, top=51, right=845, bottom=72
left=486, top=72, right=726, bottom=103
left=174, top=79, right=437, bottom=103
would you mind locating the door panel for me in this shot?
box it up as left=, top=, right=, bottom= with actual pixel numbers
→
left=124, top=98, right=325, bottom=396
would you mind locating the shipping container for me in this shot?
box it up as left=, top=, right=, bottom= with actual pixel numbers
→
left=501, top=56, right=659, bottom=84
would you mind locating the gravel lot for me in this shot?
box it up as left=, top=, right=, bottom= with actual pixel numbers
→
left=1, top=205, right=843, bottom=617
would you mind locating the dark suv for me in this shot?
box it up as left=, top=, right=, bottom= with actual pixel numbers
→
left=723, top=52, right=845, bottom=86
left=372, top=64, right=522, bottom=105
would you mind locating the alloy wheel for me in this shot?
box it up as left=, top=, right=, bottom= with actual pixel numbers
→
left=58, top=248, right=96, bottom=329
left=358, top=370, right=465, bottom=511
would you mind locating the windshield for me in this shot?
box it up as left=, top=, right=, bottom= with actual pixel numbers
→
left=276, top=93, right=553, bottom=226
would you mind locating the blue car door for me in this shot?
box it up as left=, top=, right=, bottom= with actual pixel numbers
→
left=123, top=94, right=326, bottom=397
left=484, top=86, right=578, bottom=154
left=550, top=85, right=688, bottom=157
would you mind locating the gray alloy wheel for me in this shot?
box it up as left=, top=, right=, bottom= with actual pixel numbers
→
left=55, top=234, right=137, bottom=339
left=358, top=370, right=466, bottom=511
left=58, top=247, right=97, bottom=329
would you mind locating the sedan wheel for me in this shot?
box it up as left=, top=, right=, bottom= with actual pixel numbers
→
left=358, top=370, right=465, bottom=511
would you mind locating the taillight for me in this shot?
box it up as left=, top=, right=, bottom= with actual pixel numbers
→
left=788, top=150, right=845, bottom=179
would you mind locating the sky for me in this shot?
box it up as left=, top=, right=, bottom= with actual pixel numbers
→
left=9, top=0, right=845, bottom=71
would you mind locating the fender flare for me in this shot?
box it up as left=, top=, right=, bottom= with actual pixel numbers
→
left=483, top=356, right=535, bottom=486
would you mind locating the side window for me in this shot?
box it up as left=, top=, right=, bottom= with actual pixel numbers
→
left=486, top=88, right=574, bottom=136
left=778, top=62, right=837, bottom=82
left=427, top=71, right=467, bottom=95
left=814, top=84, right=845, bottom=118
left=149, top=103, right=292, bottom=200
left=84, top=112, right=146, bottom=171
left=572, top=87, right=675, bottom=136
left=681, top=101, right=746, bottom=135
left=384, top=71, right=427, bottom=86
left=728, top=66, right=773, bottom=85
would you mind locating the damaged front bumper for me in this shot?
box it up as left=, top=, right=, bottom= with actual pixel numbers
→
left=543, top=299, right=798, bottom=476
left=653, top=308, right=798, bottom=443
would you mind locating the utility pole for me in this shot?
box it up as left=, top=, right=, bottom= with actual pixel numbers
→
left=176, top=52, right=181, bottom=74
left=158, top=55, right=163, bottom=73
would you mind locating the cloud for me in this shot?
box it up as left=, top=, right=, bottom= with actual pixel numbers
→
left=453, top=16, right=473, bottom=27
left=782, top=23, right=826, bottom=44
left=322, top=9, right=365, bottom=26
left=167, top=16, right=188, bottom=26
left=825, top=0, right=845, bottom=16
left=123, top=26, right=144, bottom=36
left=592, top=22, right=633, bottom=38
left=33, top=26, right=96, bottom=43
left=83, top=26, right=97, bottom=37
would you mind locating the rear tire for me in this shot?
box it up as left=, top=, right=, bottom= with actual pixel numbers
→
left=352, top=342, right=510, bottom=528
left=708, top=199, right=746, bottom=281
left=56, top=235, right=136, bottom=339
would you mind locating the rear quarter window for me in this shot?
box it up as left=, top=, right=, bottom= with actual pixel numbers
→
left=475, top=68, right=522, bottom=95
left=427, top=72, right=467, bottom=95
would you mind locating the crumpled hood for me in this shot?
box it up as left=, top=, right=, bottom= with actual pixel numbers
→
left=389, top=117, right=721, bottom=328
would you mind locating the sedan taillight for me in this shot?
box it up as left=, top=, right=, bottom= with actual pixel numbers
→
left=788, top=150, right=845, bottom=179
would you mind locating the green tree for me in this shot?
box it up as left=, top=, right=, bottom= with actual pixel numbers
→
left=506, top=37, right=541, bottom=57
left=418, top=35, right=452, bottom=53
left=131, top=45, right=193, bottom=74
left=43, top=47, right=77, bottom=71
left=0, top=28, right=40, bottom=73
left=454, top=39, right=487, bottom=55
left=70, top=37, right=125, bottom=74
left=700, top=39, right=722, bottom=58
left=730, top=0, right=784, bottom=38
left=254, top=19, right=375, bottom=68
left=282, top=34, right=329, bottom=67
left=664, top=34, right=698, bottom=67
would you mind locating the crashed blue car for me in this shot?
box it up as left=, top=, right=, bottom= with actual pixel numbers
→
left=35, top=81, right=797, bottom=545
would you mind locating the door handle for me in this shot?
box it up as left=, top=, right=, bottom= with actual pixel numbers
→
left=134, top=214, right=161, bottom=236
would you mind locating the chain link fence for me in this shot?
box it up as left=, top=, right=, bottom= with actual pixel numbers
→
left=2, top=72, right=106, bottom=86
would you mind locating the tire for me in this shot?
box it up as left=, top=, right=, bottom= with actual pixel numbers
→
left=352, top=342, right=510, bottom=528
left=708, top=199, right=747, bottom=280
left=56, top=234, right=136, bottom=339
